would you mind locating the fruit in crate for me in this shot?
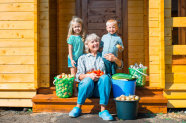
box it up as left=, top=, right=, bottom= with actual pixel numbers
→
left=56, top=73, right=74, bottom=79
left=87, top=70, right=104, bottom=76
left=115, top=95, right=140, bottom=101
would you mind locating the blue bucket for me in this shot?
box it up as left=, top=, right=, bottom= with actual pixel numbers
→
left=112, top=79, right=136, bottom=98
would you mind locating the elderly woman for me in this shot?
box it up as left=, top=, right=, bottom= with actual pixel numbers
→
left=69, top=33, right=122, bottom=121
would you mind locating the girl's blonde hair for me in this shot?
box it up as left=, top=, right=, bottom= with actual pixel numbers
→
left=84, top=33, right=100, bottom=53
left=67, top=16, right=86, bottom=41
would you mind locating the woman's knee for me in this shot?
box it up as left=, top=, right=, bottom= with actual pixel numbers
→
left=99, top=75, right=111, bottom=86
left=79, top=77, right=94, bottom=88
left=100, top=74, right=110, bottom=81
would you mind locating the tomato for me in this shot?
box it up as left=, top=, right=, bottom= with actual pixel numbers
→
left=87, top=70, right=104, bottom=76
left=93, top=71, right=97, bottom=74
left=58, top=75, right=62, bottom=78
left=99, top=72, right=104, bottom=76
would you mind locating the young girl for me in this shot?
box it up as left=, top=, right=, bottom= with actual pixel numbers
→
left=67, top=16, right=85, bottom=76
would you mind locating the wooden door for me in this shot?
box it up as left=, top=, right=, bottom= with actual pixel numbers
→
left=76, top=0, right=128, bottom=73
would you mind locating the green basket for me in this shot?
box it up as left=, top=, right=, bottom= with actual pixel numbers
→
left=129, top=67, right=147, bottom=87
left=54, top=77, right=74, bottom=98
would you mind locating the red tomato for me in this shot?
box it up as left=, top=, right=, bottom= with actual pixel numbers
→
left=87, top=70, right=104, bottom=76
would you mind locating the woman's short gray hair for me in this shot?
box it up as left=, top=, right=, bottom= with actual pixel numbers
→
left=84, top=33, right=100, bottom=53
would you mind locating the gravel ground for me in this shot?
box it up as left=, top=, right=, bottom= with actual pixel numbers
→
left=0, top=108, right=186, bottom=123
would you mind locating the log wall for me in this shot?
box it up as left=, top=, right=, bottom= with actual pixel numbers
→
left=128, top=0, right=145, bottom=66
left=0, top=0, right=37, bottom=107
left=164, top=0, right=186, bottom=108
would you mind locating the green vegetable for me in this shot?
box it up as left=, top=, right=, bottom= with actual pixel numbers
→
left=112, top=73, right=136, bottom=80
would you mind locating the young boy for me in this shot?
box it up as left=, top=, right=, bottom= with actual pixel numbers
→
left=101, top=19, right=124, bottom=76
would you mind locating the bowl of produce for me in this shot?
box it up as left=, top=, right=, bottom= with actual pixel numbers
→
left=114, top=95, right=140, bottom=120
left=53, top=73, right=74, bottom=98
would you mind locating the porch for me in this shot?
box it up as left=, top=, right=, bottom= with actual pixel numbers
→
left=32, top=79, right=167, bottom=114
left=1, top=0, right=186, bottom=109
left=32, top=0, right=167, bottom=113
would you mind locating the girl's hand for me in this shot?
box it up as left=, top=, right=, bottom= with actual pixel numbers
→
left=87, top=73, right=99, bottom=81
left=71, top=60, right=76, bottom=68
left=104, top=53, right=116, bottom=62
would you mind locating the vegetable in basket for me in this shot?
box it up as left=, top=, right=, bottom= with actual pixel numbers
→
left=129, top=63, right=148, bottom=87
left=115, top=94, right=140, bottom=101
left=112, top=73, right=136, bottom=80
left=87, top=70, right=104, bottom=76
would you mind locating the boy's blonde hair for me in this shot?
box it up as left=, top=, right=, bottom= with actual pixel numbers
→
left=106, top=19, right=118, bottom=28
left=84, top=33, right=100, bottom=53
left=67, top=16, right=85, bottom=41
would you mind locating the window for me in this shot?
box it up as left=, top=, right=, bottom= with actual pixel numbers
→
left=171, top=0, right=186, bottom=45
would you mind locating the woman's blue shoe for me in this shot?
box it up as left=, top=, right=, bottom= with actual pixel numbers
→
left=69, top=107, right=82, bottom=117
left=99, top=110, right=113, bottom=121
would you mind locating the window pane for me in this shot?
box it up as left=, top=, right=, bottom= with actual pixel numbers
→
left=171, top=0, right=178, bottom=17
left=172, top=0, right=186, bottom=17
left=172, top=27, right=186, bottom=45
left=172, top=27, right=178, bottom=45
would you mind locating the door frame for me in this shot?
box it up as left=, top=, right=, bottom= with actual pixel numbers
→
left=75, top=0, right=128, bottom=73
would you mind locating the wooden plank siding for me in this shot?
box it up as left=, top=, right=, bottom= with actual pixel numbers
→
left=0, top=99, right=33, bottom=107
left=39, top=0, right=50, bottom=87
left=128, top=0, right=145, bottom=66
left=148, top=0, right=165, bottom=88
left=0, top=0, right=37, bottom=107
left=49, top=0, right=57, bottom=84
left=144, top=0, right=149, bottom=73
left=163, top=0, right=186, bottom=108
left=57, top=0, right=75, bottom=74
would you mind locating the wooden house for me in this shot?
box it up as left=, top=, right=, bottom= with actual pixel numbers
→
left=0, top=0, right=186, bottom=113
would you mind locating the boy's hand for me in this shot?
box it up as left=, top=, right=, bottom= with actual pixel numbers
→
left=71, top=60, right=76, bottom=68
left=116, top=44, right=124, bottom=52
left=104, top=53, right=116, bottom=62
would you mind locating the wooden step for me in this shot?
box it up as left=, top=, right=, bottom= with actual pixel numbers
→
left=37, top=86, right=163, bottom=95
left=33, top=94, right=167, bottom=104
left=136, top=86, right=164, bottom=95
left=32, top=95, right=115, bottom=113
left=32, top=86, right=167, bottom=114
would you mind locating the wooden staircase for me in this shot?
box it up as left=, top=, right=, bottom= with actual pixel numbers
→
left=32, top=86, right=168, bottom=113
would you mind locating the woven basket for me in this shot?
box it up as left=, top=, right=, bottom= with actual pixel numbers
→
left=129, top=67, right=147, bottom=87
left=54, top=77, right=74, bottom=98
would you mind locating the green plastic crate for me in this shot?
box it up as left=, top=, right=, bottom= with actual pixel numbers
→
left=54, top=76, right=74, bottom=98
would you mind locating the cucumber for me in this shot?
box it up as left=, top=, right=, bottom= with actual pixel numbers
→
left=112, top=73, right=136, bottom=80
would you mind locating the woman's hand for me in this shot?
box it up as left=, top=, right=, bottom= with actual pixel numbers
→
left=71, top=60, right=76, bottom=68
left=86, top=73, right=99, bottom=81
left=104, top=53, right=116, bottom=62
